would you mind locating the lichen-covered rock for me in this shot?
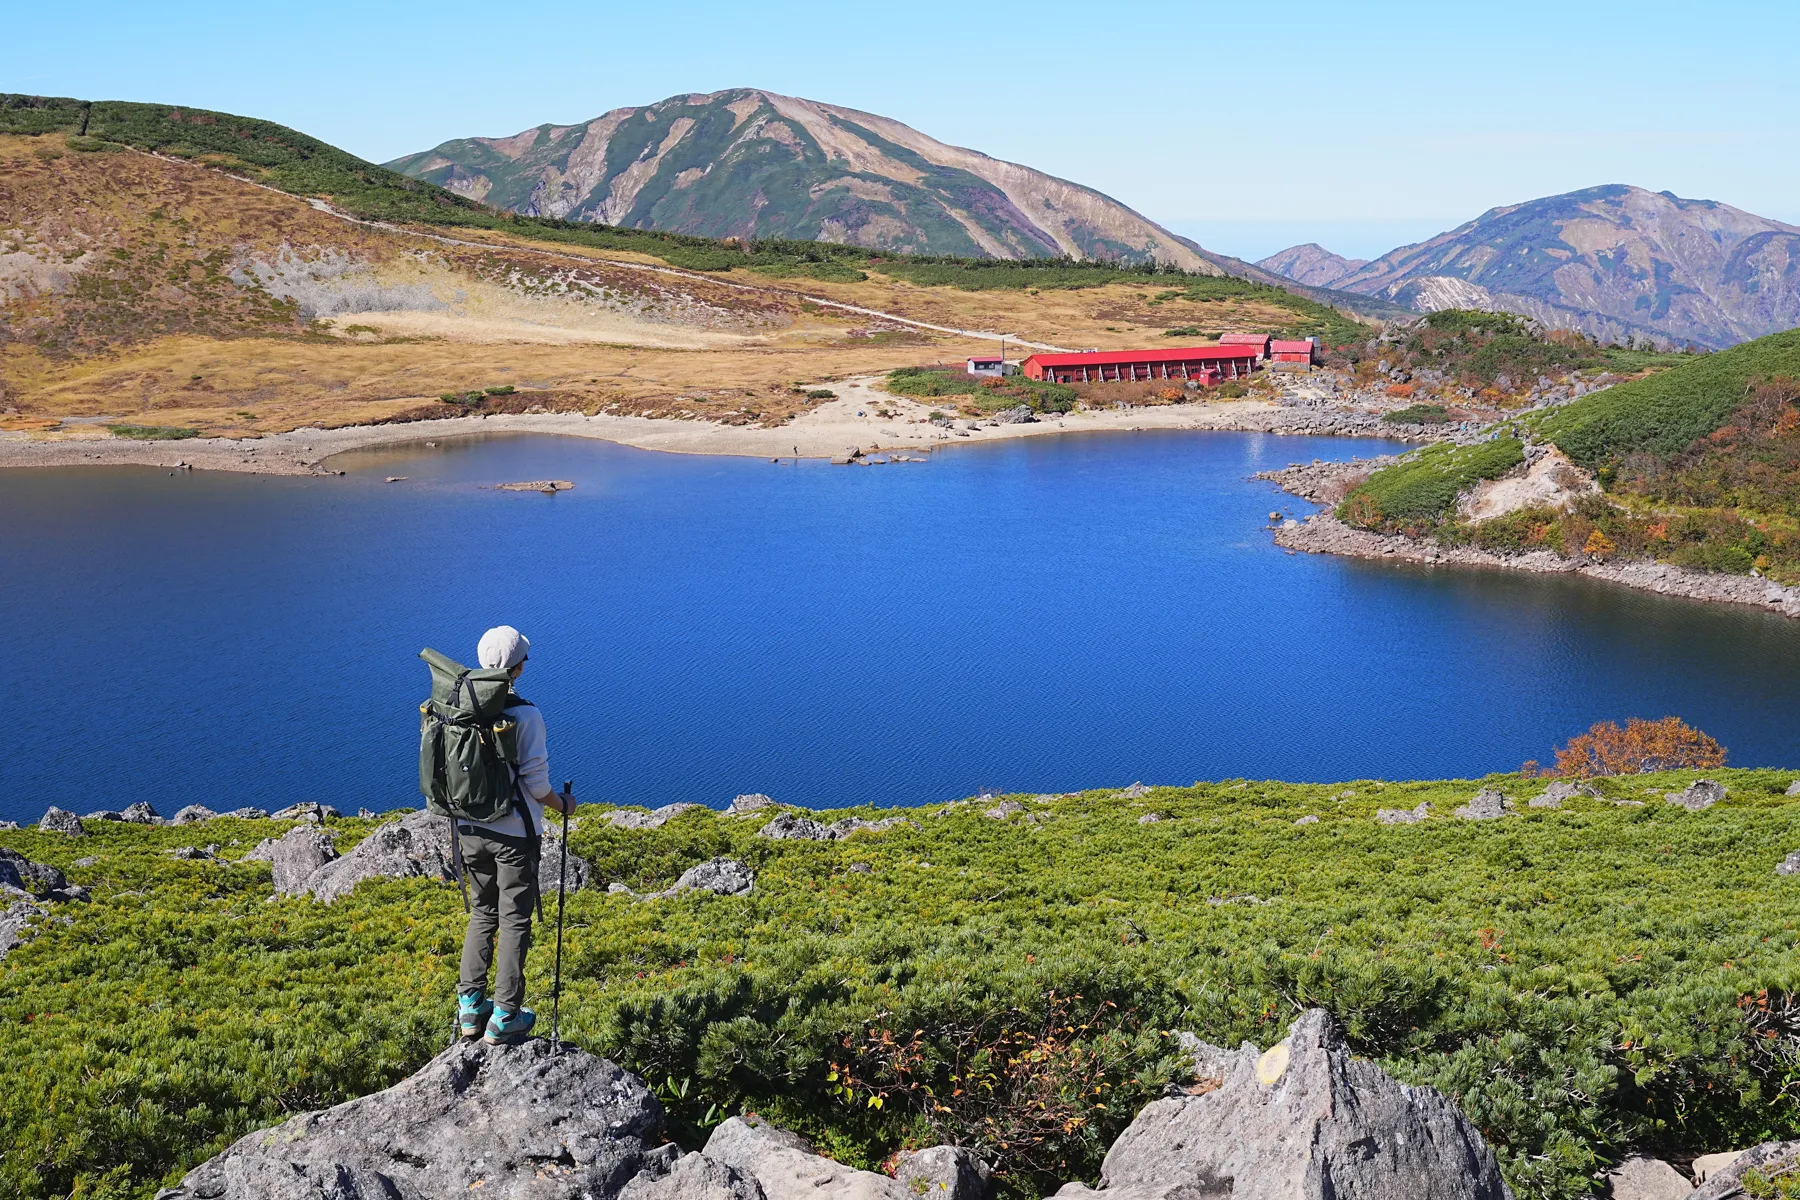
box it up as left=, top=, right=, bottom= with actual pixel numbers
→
left=1666, top=780, right=1727, bottom=811
left=171, top=804, right=218, bottom=825
left=705, top=1116, right=910, bottom=1200
left=1694, top=1140, right=1800, bottom=1198
left=222, top=807, right=270, bottom=820
left=659, top=858, right=753, bottom=898
left=81, top=809, right=125, bottom=822
left=1119, top=782, right=1150, bottom=799
left=620, top=1151, right=767, bottom=1200
left=1052, top=1009, right=1511, bottom=1200
left=0, top=895, right=46, bottom=959
left=300, top=809, right=452, bottom=903
left=608, top=803, right=705, bottom=830
left=828, top=816, right=911, bottom=838
left=1778, top=852, right=1800, bottom=877
left=1455, top=788, right=1513, bottom=820
left=1602, top=1155, right=1692, bottom=1200
left=121, top=801, right=162, bottom=824
left=1529, top=781, right=1598, bottom=809
left=893, top=1145, right=991, bottom=1200
left=271, top=802, right=339, bottom=822
left=985, top=800, right=1025, bottom=819
left=1377, top=802, right=1430, bottom=825
left=726, top=794, right=775, bottom=816
left=156, top=1038, right=670, bottom=1200
left=758, top=812, right=836, bottom=841
left=0, top=847, right=70, bottom=898
left=39, top=807, right=85, bottom=835
left=245, top=826, right=340, bottom=896
left=539, top=833, right=595, bottom=894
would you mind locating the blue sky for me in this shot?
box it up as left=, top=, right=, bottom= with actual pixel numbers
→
left=6, top=0, right=1796, bottom=261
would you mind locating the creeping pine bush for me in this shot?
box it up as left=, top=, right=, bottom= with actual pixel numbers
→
left=1338, top=437, right=1525, bottom=533
left=8, top=772, right=1800, bottom=1199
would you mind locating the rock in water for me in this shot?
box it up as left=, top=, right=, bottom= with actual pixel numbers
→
left=158, top=1038, right=672, bottom=1200
left=1053, top=1009, right=1511, bottom=1200
left=301, top=809, right=453, bottom=903
left=705, top=1116, right=911, bottom=1200
left=1455, top=788, right=1513, bottom=820
left=893, top=1146, right=991, bottom=1200
left=1694, top=1141, right=1800, bottom=1198
left=1666, top=779, right=1726, bottom=810
left=39, top=807, right=85, bottom=835
left=245, top=826, right=340, bottom=896
left=1602, top=1155, right=1692, bottom=1200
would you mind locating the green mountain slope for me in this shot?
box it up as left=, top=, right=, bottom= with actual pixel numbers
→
left=386, top=89, right=1217, bottom=271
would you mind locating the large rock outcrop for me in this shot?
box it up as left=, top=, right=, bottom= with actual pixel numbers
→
left=1694, top=1140, right=1800, bottom=1199
left=245, top=826, right=340, bottom=896
left=300, top=809, right=454, bottom=903
left=157, top=1039, right=675, bottom=1200
left=0, top=847, right=70, bottom=898
left=1054, top=1009, right=1511, bottom=1200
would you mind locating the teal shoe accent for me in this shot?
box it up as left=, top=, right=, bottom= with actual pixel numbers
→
left=458, top=990, right=493, bottom=1040
left=483, top=1003, right=536, bottom=1046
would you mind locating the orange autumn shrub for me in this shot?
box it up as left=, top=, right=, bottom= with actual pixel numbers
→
left=1550, top=716, right=1726, bottom=777
left=1386, top=383, right=1415, bottom=398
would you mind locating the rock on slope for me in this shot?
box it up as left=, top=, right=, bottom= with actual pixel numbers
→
left=1055, top=1008, right=1511, bottom=1200
left=1256, top=244, right=1370, bottom=289
left=1321, top=184, right=1800, bottom=349
left=387, top=89, right=1215, bottom=271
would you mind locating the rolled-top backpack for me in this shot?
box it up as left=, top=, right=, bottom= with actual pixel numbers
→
left=417, top=647, right=530, bottom=824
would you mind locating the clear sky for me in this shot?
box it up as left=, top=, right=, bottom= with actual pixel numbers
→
left=6, top=0, right=1796, bottom=262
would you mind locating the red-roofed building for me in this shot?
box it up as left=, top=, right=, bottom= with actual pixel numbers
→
left=1218, top=333, right=1271, bottom=359
left=1020, top=346, right=1261, bottom=385
left=1270, top=338, right=1319, bottom=366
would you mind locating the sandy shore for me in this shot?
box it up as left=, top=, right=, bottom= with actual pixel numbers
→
left=0, top=384, right=1424, bottom=476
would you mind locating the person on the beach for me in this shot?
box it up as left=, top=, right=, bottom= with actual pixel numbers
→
left=455, top=625, right=575, bottom=1045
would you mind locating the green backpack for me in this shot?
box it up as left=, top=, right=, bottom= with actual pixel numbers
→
left=417, top=648, right=530, bottom=824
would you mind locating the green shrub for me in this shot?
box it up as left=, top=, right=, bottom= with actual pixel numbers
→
left=484, top=385, right=516, bottom=396
left=1339, top=437, right=1525, bottom=532
left=1384, top=403, right=1452, bottom=425
left=104, top=424, right=200, bottom=440
left=1162, top=326, right=1201, bottom=337
left=883, top=369, right=976, bottom=398
left=804, top=389, right=836, bottom=400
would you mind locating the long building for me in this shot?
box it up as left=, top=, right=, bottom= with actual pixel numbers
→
left=1020, top=346, right=1262, bottom=384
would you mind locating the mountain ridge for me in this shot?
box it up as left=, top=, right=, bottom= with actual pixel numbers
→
left=387, top=88, right=1221, bottom=274
left=1256, top=186, right=1800, bottom=349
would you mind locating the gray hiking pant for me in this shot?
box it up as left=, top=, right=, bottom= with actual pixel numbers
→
left=456, top=825, right=539, bottom=1010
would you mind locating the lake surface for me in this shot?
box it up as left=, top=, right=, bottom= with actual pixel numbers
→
left=2, top=429, right=1796, bottom=824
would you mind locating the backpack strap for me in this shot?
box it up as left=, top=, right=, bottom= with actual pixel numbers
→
left=448, top=815, right=470, bottom=912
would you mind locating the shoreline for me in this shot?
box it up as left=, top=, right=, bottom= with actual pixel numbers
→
left=0, top=396, right=1437, bottom=476
left=1264, top=473, right=1800, bottom=619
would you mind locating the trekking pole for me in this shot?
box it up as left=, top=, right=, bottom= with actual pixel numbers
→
left=552, top=779, right=573, bottom=1049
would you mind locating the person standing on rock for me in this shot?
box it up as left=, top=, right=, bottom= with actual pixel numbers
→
left=454, top=625, right=575, bottom=1046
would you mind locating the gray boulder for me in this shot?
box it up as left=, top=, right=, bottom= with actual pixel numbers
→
left=539, top=833, right=596, bottom=893
left=1455, top=789, right=1513, bottom=821
left=893, top=1145, right=991, bottom=1200
left=1666, top=780, right=1726, bottom=811
left=1119, top=782, right=1151, bottom=799
left=0, top=820, right=16, bottom=830
left=167, top=845, right=219, bottom=861
left=1694, top=1140, right=1800, bottom=1198
left=0, top=895, right=46, bottom=959
left=222, top=807, right=270, bottom=820
left=1377, top=802, right=1430, bottom=825
left=82, top=809, right=125, bottom=822
left=171, top=804, right=218, bottom=825
left=300, top=809, right=453, bottom=903
left=704, top=1116, right=910, bottom=1200
left=1529, top=781, right=1597, bottom=809
left=0, top=847, right=70, bottom=898
left=272, top=802, right=340, bottom=823
left=246, top=826, right=340, bottom=896
left=621, top=1151, right=767, bottom=1200
left=1052, top=1008, right=1510, bottom=1200
left=1294, top=816, right=1320, bottom=826
left=1778, top=852, right=1800, bottom=877
left=1137, top=813, right=1163, bottom=825
left=1602, top=1155, right=1691, bottom=1200
left=1692, top=1150, right=1747, bottom=1184
left=660, top=858, right=754, bottom=899
left=727, top=794, right=775, bottom=816
left=1787, top=782, right=1800, bottom=798
left=157, top=1038, right=672, bottom=1200
left=985, top=800, right=1025, bottom=820
left=121, top=802, right=162, bottom=824
left=39, top=807, right=85, bottom=835
left=608, top=804, right=706, bottom=830
left=828, top=816, right=912, bottom=838
left=759, top=812, right=836, bottom=841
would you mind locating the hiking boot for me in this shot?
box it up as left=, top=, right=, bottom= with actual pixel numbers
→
left=483, top=1003, right=536, bottom=1046
left=457, top=990, right=493, bottom=1040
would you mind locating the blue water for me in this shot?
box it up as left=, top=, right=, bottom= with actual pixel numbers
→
left=2, top=430, right=1796, bottom=824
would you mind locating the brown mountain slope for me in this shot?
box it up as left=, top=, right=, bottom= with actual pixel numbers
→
left=387, top=89, right=1219, bottom=273
left=1256, top=244, right=1370, bottom=289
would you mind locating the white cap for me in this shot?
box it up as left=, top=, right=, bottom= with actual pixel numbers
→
left=477, top=625, right=530, bottom=669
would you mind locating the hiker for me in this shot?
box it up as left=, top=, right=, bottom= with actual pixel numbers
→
left=451, top=625, right=574, bottom=1046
